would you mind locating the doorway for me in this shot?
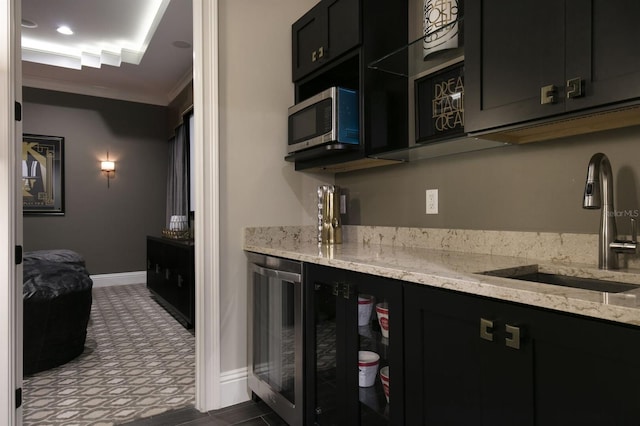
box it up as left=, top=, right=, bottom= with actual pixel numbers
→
left=0, top=0, right=222, bottom=423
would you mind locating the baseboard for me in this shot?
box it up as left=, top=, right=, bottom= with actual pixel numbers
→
left=90, top=271, right=146, bottom=288
left=219, top=367, right=251, bottom=408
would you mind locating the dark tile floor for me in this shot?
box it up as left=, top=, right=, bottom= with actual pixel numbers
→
left=120, top=400, right=288, bottom=426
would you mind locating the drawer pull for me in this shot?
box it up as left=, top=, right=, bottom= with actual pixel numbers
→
left=505, top=324, right=521, bottom=350
left=566, top=77, right=583, bottom=99
left=540, top=84, right=557, bottom=104
left=480, top=318, right=494, bottom=341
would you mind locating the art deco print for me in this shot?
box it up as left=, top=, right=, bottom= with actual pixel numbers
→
left=432, top=75, right=464, bottom=132
left=423, top=0, right=459, bottom=56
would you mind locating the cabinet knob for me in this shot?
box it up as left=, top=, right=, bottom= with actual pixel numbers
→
left=566, top=77, right=584, bottom=99
left=480, top=318, right=494, bottom=341
left=540, top=84, right=558, bottom=104
left=505, top=324, right=521, bottom=350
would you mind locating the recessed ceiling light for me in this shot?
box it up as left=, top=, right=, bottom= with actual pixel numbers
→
left=21, top=19, right=37, bottom=29
left=172, top=40, right=192, bottom=49
left=57, top=26, right=74, bottom=35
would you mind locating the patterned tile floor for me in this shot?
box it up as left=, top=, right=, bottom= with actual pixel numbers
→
left=23, top=283, right=196, bottom=425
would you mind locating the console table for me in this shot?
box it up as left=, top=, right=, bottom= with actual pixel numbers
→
left=146, top=236, right=195, bottom=328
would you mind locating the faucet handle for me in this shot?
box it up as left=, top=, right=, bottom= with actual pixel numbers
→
left=611, top=217, right=638, bottom=254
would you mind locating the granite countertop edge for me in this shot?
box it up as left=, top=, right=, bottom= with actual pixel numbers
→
left=244, top=239, right=640, bottom=327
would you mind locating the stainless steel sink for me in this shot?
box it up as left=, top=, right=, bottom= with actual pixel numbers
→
left=482, top=268, right=640, bottom=293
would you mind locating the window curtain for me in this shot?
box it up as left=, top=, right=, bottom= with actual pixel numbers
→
left=166, top=122, right=189, bottom=226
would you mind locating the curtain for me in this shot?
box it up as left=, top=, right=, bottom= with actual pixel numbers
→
left=166, top=122, right=189, bottom=227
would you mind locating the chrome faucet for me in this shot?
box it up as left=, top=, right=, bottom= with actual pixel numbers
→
left=582, top=153, right=637, bottom=269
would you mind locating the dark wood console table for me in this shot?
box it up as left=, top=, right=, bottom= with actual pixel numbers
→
left=146, top=236, right=195, bottom=328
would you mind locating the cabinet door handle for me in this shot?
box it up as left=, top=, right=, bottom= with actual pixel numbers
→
left=318, top=46, right=324, bottom=59
left=332, top=283, right=339, bottom=296
left=165, top=269, right=170, bottom=280
left=566, top=77, right=584, bottom=99
left=540, top=84, right=557, bottom=104
left=312, top=50, right=317, bottom=62
left=155, top=264, right=161, bottom=274
left=480, top=318, right=494, bottom=341
left=505, top=324, right=521, bottom=350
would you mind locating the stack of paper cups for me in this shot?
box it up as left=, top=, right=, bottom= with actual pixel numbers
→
left=358, top=294, right=374, bottom=326
left=376, top=303, right=389, bottom=338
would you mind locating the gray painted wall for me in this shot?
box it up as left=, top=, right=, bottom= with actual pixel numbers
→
left=218, top=0, right=326, bottom=376
left=337, top=125, right=640, bottom=237
left=22, top=88, right=169, bottom=274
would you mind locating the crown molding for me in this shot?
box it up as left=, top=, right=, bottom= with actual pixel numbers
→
left=22, top=74, right=171, bottom=106
left=167, top=66, right=194, bottom=104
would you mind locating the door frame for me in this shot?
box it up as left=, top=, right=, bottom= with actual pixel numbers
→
left=0, top=0, right=21, bottom=423
left=192, top=0, right=221, bottom=412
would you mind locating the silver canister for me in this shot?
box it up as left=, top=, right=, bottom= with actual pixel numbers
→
left=317, top=185, right=342, bottom=245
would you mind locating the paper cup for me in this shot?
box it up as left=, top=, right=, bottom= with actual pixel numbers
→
left=358, top=294, right=375, bottom=326
left=376, top=302, right=389, bottom=338
left=358, top=351, right=379, bottom=387
left=380, top=366, right=390, bottom=403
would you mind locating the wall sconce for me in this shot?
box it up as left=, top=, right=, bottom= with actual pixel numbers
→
left=101, top=152, right=116, bottom=188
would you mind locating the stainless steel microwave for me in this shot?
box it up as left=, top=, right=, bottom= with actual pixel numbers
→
left=287, top=86, right=359, bottom=154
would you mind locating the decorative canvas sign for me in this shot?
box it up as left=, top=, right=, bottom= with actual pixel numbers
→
left=423, top=0, right=460, bottom=59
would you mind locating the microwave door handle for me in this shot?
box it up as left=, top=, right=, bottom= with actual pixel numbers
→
left=250, top=263, right=302, bottom=283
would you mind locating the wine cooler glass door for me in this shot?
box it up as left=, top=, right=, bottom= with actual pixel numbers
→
left=248, top=257, right=303, bottom=426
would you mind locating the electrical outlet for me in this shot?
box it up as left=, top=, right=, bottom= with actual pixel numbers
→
left=426, top=189, right=438, bottom=214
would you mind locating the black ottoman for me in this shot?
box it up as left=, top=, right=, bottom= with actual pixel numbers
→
left=23, top=249, right=87, bottom=267
left=23, top=257, right=93, bottom=375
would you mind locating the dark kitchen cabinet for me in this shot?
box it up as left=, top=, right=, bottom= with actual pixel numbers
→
left=146, top=236, right=195, bottom=328
left=465, top=0, right=640, bottom=137
left=404, top=283, right=640, bottom=425
left=304, top=263, right=404, bottom=425
left=288, top=0, right=408, bottom=172
left=292, top=0, right=360, bottom=83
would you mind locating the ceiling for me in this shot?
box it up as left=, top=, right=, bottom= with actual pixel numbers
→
left=21, top=0, right=193, bottom=106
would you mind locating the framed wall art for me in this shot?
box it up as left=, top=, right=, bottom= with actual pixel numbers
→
left=22, top=134, right=65, bottom=215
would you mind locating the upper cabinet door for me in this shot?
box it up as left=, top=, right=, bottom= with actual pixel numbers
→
left=464, top=0, right=566, bottom=133
left=466, top=0, right=640, bottom=136
left=565, top=0, right=640, bottom=112
left=292, top=0, right=360, bottom=83
left=292, top=2, right=328, bottom=83
left=326, top=0, right=360, bottom=63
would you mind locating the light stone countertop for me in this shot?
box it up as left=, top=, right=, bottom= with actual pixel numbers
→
left=244, top=226, right=640, bottom=326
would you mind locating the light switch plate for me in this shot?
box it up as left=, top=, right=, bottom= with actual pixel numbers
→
left=426, top=189, right=438, bottom=214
